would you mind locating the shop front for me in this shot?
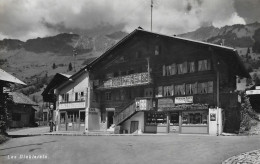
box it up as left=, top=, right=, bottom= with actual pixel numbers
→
left=58, top=109, right=85, bottom=131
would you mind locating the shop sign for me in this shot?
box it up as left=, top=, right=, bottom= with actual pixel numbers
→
left=175, top=96, right=193, bottom=104
left=158, top=98, right=174, bottom=108
left=106, top=108, right=115, bottom=111
left=246, top=90, right=260, bottom=95
left=89, top=108, right=98, bottom=113
left=210, top=113, right=216, bottom=121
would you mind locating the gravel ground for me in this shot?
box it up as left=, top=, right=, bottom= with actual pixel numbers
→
left=0, top=134, right=260, bottom=164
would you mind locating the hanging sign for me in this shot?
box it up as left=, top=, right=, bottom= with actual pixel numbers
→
left=175, top=96, right=193, bottom=104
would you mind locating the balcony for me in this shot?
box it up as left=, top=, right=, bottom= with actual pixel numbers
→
left=59, top=101, right=86, bottom=110
left=97, top=72, right=151, bottom=90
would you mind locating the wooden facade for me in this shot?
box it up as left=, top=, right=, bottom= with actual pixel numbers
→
left=88, top=29, right=249, bottom=134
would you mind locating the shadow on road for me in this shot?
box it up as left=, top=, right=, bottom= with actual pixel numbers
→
left=0, top=140, right=56, bottom=151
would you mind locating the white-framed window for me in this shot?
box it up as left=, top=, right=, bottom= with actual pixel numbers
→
left=75, top=92, right=79, bottom=101
left=156, top=86, right=163, bottom=97
left=177, top=62, right=187, bottom=74
left=163, top=63, right=177, bottom=76
left=61, top=93, right=69, bottom=102
left=197, top=81, right=213, bottom=94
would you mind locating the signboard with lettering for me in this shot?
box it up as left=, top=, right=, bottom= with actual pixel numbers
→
left=158, top=98, right=174, bottom=108
left=175, top=96, right=193, bottom=104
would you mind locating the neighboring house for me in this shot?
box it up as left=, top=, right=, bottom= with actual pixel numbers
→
left=45, top=28, right=249, bottom=135
left=8, top=92, right=37, bottom=128
left=246, top=85, right=260, bottom=113
left=0, top=68, right=26, bottom=132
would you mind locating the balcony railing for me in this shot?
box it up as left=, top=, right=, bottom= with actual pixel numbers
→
left=98, top=72, right=150, bottom=89
left=59, top=101, right=86, bottom=110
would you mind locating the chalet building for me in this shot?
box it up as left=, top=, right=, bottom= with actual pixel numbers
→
left=87, top=29, right=249, bottom=135
left=45, top=28, right=249, bottom=135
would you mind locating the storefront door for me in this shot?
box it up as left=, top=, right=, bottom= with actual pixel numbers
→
left=67, top=111, right=80, bottom=131
left=169, top=112, right=179, bottom=133
left=79, top=111, right=85, bottom=131
left=59, top=111, right=67, bottom=131
left=107, top=111, right=114, bottom=129
left=130, top=121, right=139, bottom=133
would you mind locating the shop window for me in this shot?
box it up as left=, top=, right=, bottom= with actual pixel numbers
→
left=12, top=113, right=21, bottom=121
left=182, top=111, right=208, bottom=125
left=60, top=113, right=66, bottom=124
left=188, top=61, right=195, bottom=73
left=105, top=92, right=112, bottom=101
left=146, top=112, right=167, bottom=125
left=198, top=59, right=211, bottom=71
left=186, top=83, right=197, bottom=95
left=163, top=85, right=174, bottom=97
left=156, top=86, right=163, bottom=97
left=170, top=113, right=179, bottom=125
left=175, top=84, right=185, bottom=95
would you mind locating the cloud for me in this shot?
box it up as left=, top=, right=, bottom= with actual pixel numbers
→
left=0, top=0, right=253, bottom=41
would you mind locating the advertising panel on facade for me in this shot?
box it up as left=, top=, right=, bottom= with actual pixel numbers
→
left=136, top=99, right=147, bottom=111
left=175, top=96, right=193, bottom=104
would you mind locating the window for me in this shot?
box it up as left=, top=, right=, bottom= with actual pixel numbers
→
left=188, top=61, right=195, bottom=73
left=146, top=112, right=167, bottom=125
left=61, top=93, right=69, bottom=102
left=105, top=92, right=112, bottom=101
left=182, top=111, right=208, bottom=125
left=156, top=86, right=163, bottom=97
left=198, top=59, right=211, bottom=71
left=186, top=83, right=197, bottom=95
left=155, top=45, right=160, bottom=55
left=163, top=85, right=174, bottom=97
left=177, top=62, right=187, bottom=74
left=12, top=113, right=21, bottom=121
left=197, top=81, right=213, bottom=94
left=163, top=64, right=177, bottom=76
left=80, top=92, right=85, bottom=101
left=175, top=84, right=185, bottom=95
left=75, top=92, right=79, bottom=101
left=207, top=81, right=213, bottom=93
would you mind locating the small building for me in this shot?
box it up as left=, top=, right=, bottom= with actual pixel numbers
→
left=7, top=92, right=37, bottom=128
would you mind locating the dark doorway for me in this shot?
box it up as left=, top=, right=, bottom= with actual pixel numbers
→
left=107, top=111, right=114, bottom=128
left=130, top=121, right=139, bottom=133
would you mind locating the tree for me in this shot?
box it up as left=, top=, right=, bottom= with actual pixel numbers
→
left=68, top=62, right=73, bottom=71
left=52, top=63, right=56, bottom=69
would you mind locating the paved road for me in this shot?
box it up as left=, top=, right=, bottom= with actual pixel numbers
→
left=0, top=135, right=260, bottom=164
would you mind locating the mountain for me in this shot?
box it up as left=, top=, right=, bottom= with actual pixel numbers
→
left=0, top=30, right=128, bottom=105
left=179, top=22, right=260, bottom=48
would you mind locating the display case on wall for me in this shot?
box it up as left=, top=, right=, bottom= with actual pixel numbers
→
left=145, top=112, right=167, bottom=125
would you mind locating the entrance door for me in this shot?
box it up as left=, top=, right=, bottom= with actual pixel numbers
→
left=170, top=112, right=179, bottom=133
left=130, top=121, right=139, bottom=133
left=59, top=111, right=67, bottom=131
left=107, top=111, right=114, bottom=129
left=79, top=111, right=85, bottom=131
left=67, top=111, right=79, bottom=131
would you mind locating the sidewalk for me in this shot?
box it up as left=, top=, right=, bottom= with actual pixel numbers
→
left=222, top=149, right=260, bottom=164
left=7, top=126, right=50, bottom=137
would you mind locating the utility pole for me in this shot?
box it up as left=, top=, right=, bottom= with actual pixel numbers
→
left=151, top=0, right=153, bottom=32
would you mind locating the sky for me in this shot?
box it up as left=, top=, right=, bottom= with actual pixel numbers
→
left=0, top=0, right=260, bottom=41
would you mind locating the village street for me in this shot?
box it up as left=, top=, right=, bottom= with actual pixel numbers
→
left=1, top=134, right=260, bottom=164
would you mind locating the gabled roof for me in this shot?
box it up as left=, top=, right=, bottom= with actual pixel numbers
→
left=42, top=73, right=71, bottom=97
left=86, top=28, right=250, bottom=78
left=9, top=92, right=37, bottom=106
left=0, top=68, right=26, bottom=85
